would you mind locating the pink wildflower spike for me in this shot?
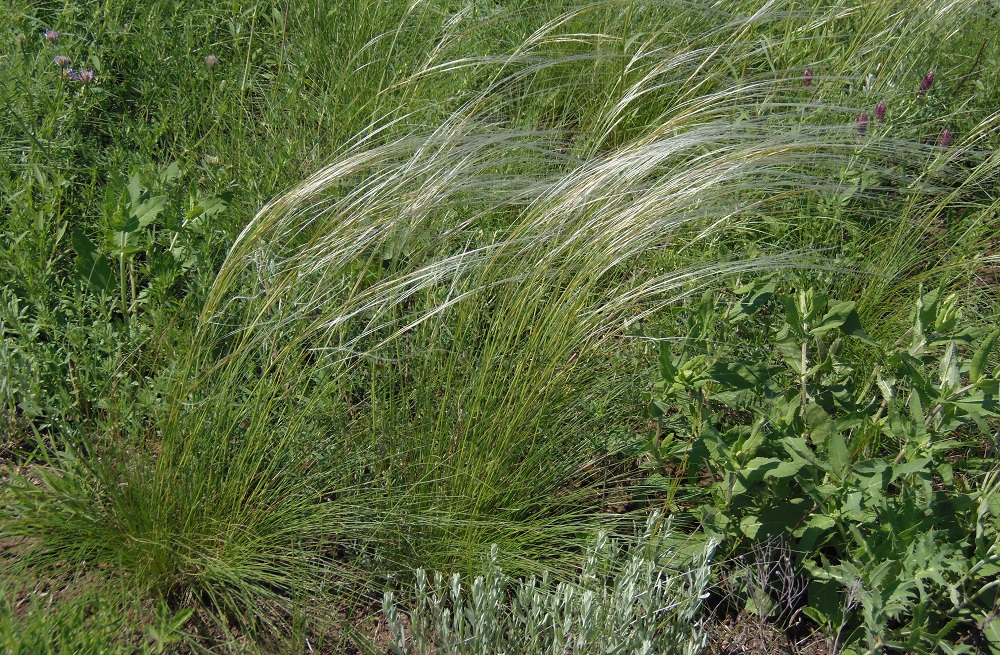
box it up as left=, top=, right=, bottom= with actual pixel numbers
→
left=938, top=128, right=951, bottom=147
left=875, top=101, right=886, bottom=123
left=803, top=68, right=813, bottom=86
left=918, top=70, right=935, bottom=97
left=856, top=112, right=869, bottom=139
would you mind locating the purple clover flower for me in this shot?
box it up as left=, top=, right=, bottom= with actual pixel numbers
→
left=44, top=30, right=59, bottom=43
left=856, top=112, right=868, bottom=139
left=875, top=101, right=886, bottom=123
left=938, top=128, right=951, bottom=147
left=78, top=69, right=95, bottom=84
left=205, top=55, right=219, bottom=68
left=54, top=55, right=71, bottom=69
left=918, top=70, right=935, bottom=97
left=803, top=67, right=813, bottom=86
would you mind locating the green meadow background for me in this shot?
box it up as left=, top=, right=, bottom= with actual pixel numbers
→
left=1, top=0, right=998, bottom=652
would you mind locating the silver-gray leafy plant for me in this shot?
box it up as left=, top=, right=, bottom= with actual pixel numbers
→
left=384, top=513, right=716, bottom=655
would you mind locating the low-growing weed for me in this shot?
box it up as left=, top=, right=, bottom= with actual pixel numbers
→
left=383, top=514, right=715, bottom=655
left=645, top=278, right=1000, bottom=652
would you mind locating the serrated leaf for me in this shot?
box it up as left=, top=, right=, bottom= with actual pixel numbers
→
left=72, top=227, right=114, bottom=295
left=794, top=514, right=836, bottom=552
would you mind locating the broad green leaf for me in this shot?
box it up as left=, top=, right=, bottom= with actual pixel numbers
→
left=908, top=391, right=928, bottom=447
left=127, top=172, right=143, bottom=207
left=794, top=514, right=836, bottom=552
left=184, top=193, right=231, bottom=234
left=981, top=615, right=1000, bottom=654
left=971, top=329, right=1000, bottom=382
left=779, top=294, right=805, bottom=338
left=782, top=437, right=829, bottom=471
left=701, top=430, right=733, bottom=468
left=159, top=160, right=180, bottom=183
left=917, top=285, right=941, bottom=336
left=938, top=341, right=959, bottom=392
left=827, top=431, right=850, bottom=479
left=106, top=230, right=140, bottom=257
left=876, top=371, right=896, bottom=404
left=752, top=500, right=810, bottom=539
left=647, top=399, right=669, bottom=418
left=710, top=361, right=775, bottom=389
left=197, top=193, right=229, bottom=218
left=812, top=300, right=856, bottom=336
left=72, top=227, right=114, bottom=295
left=891, top=458, right=932, bottom=482
left=740, top=514, right=762, bottom=539
left=134, top=195, right=168, bottom=227
left=793, top=513, right=836, bottom=538
left=658, top=341, right=676, bottom=381
left=805, top=402, right=834, bottom=447
left=740, top=457, right=803, bottom=483
left=728, top=279, right=774, bottom=321
left=776, top=332, right=805, bottom=373
left=976, top=379, right=1000, bottom=395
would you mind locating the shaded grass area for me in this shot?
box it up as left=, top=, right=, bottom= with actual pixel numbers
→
left=1, top=0, right=999, bottom=652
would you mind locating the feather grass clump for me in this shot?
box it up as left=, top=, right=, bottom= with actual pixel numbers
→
left=3, top=0, right=996, bottom=638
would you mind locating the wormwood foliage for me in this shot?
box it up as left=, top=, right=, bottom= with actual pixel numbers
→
left=646, top=280, right=1000, bottom=652
left=383, top=514, right=715, bottom=655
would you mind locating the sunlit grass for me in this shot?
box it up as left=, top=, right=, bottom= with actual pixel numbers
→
left=1, top=0, right=998, bottom=648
